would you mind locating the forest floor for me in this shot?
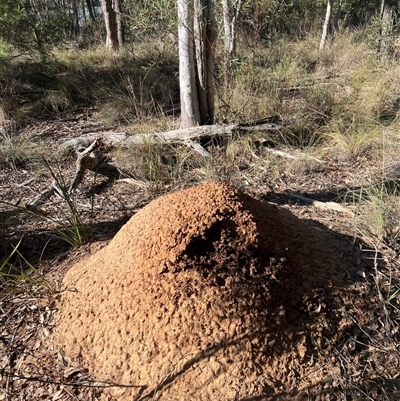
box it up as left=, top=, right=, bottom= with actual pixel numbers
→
left=1, top=110, right=400, bottom=400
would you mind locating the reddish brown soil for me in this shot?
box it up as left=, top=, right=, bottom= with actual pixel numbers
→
left=55, top=181, right=355, bottom=400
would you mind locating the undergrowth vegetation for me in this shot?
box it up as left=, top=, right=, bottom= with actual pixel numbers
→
left=0, top=239, right=53, bottom=296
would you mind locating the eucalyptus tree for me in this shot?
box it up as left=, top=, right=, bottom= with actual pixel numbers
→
left=0, top=0, right=71, bottom=54
left=222, top=0, right=242, bottom=57
left=380, top=0, right=397, bottom=57
left=177, top=0, right=217, bottom=128
left=320, top=0, right=333, bottom=50
left=100, top=0, right=119, bottom=48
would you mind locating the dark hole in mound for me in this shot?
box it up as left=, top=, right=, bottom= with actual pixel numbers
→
left=183, top=218, right=238, bottom=261
left=177, top=217, right=273, bottom=286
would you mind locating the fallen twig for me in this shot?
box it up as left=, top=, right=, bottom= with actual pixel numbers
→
left=287, top=192, right=354, bottom=216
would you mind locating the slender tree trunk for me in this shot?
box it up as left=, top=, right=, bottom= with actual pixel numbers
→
left=21, top=1, right=44, bottom=52
left=114, top=0, right=124, bottom=48
left=86, top=0, right=96, bottom=22
left=71, top=0, right=80, bottom=35
left=222, top=0, right=242, bottom=56
left=380, top=0, right=395, bottom=57
left=100, top=0, right=119, bottom=49
left=320, top=0, right=333, bottom=50
left=222, top=0, right=233, bottom=54
left=178, top=0, right=216, bottom=128
left=221, top=0, right=242, bottom=88
left=81, top=0, right=87, bottom=25
left=193, top=0, right=216, bottom=125
left=333, top=0, right=342, bottom=33
left=178, top=0, right=200, bottom=128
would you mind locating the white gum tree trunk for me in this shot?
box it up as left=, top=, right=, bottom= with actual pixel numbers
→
left=178, top=0, right=201, bottom=128
left=380, top=0, right=395, bottom=57
left=320, top=0, right=333, bottom=51
left=222, top=0, right=242, bottom=56
left=177, top=0, right=216, bottom=128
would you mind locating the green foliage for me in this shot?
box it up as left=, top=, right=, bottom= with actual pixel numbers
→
left=124, top=0, right=177, bottom=38
left=0, top=0, right=70, bottom=54
left=142, top=143, right=164, bottom=184
left=0, top=1, right=30, bottom=49
left=41, top=159, right=88, bottom=248
left=340, top=0, right=381, bottom=27
left=0, top=38, right=12, bottom=58
left=236, top=0, right=382, bottom=44
left=0, top=239, right=53, bottom=297
left=0, top=0, right=385, bottom=58
left=239, top=0, right=314, bottom=40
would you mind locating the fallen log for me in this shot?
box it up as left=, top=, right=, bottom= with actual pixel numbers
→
left=26, top=116, right=322, bottom=210
left=59, top=116, right=286, bottom=156
left=55, top=116, right=324, bottom=198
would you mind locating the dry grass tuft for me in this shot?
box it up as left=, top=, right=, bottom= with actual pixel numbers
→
left=324, top=120, right=382, bottom=161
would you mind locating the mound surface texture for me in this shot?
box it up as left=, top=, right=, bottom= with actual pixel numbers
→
left=56, top=182, right=348, bottom=400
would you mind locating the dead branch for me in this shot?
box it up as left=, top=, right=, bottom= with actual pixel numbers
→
left=27, top=116, right=321, bottom=208
left=287, top=192, right=354, bottom=216
left=59, top=116, right=286, bottom=155
left=263, top=148, right=324, bottom=163
left=54, top=116, right=324, bottom=196
left=69, top=140, right=100, bottom=191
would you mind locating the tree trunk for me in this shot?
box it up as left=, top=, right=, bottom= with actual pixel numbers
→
left=178, top=0, right=200, bottom=128
left=86, top=0, right=96, bottom=22
left=81, top=0, right=87, bottom=25
left=100, top=0, right=119, bottom=49
left=222, top=0, right=242, bottom=57
left=320, top=0, right=333, bottom=51
left=60, top=116, right=285, bottom=155
left=222, top=0, right=233, bottom=54
left=71, top=0, right=80, bottom=35
left=177, top=0, right=216, bottom=128
left=21, top=1, right=44, bottom=52
left=114, top=0, right=124, bottom=48
left=333, top=0, right=342, bottom=33
left=193, top=0, right=217, bottom=125
left=380, top=0, right=395, bottom=57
